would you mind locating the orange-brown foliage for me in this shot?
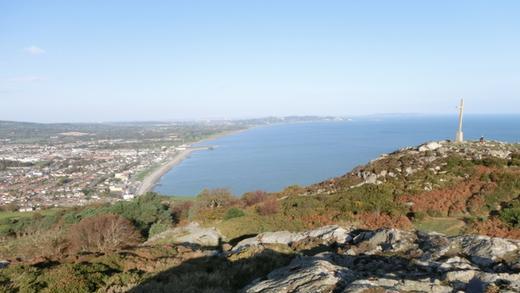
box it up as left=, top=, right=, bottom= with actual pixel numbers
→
left=242, top=190, right=269, bottom=207
left=471, top=217, right=520, bottom=240
left=68, top=214, right=142, bottom=253
left=256, top=198, right=279, bottom=216
left=299, top=212, right=339, bottom=229
left=357, top=212, right=413, bottom=230
left=399, top=167, right=497, bottom=216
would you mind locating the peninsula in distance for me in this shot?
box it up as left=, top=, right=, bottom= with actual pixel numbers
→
left=1, top=1, right=520, bottom=293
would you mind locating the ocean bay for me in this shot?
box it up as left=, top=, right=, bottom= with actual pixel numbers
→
left=154, top=115, right=520, bottom=196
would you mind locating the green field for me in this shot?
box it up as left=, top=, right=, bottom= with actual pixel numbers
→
left=0, top=208, right=64, bottom=221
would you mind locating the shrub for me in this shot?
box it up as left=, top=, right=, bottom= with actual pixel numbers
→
left=196, top=188, right=235, bottom=208
left=509, top=153, right=520, bottom=166
left=189, top=189, right=236, bottom=221
left=256, top=198, right=279, bottom=216
left=171, top=201, right=193, bottom=223
left=109, top=193, right=173, bottom=235
left=445, top=155, right=474, bottom=176
left=410, top=211, right=427, bottom=222
left=500, top=207, right=520, bottom=228
left=224, top=208, right=245, bottom=220
left=477, top=157, right=508, bottom=168
left=148, top=221, right=170, bottom=238
left=241, top=191, right=268, bottom=207
left=68, top=214, right=141, bottom=253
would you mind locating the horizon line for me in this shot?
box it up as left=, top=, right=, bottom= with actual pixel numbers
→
left=2, top=112, right=520, bottom=125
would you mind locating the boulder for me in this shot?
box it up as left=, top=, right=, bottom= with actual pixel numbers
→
left=474, top=272, right=520, bottom=292
left=342, top=278, right=452, bottom=293
left=437, top=256, right=478, bottom=271
left=0, top=260, right=8, bottom=269
left=364, top=173, right=378, bottom=184
left=451, top=235, right=520, bottom=267
left=489, top=149, right=511, bottom=159
left=233, top=225, right=352, bottom=251
left=348, top=229, right=417, bottom=255
left=243, top=257, right=354, bottom=293
left=418, top=141, right=443, bottom=152
left=444, top=269, right=477, bottom=284
left=145, top=222, right=222, bottom=247
left=417, top=232, right=452, bottom=262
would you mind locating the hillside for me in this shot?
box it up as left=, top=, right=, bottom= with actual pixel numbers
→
left=0, top=140, right=519, bottom=292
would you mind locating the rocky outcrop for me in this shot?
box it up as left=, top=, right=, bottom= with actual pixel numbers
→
left=451, top=235, right=520, bottom=267
left=244, top=257, right=354, bottom=293
left=308, top=140, right=520, bottom=196
left=418, top=141, right=443, bottom=152
left=242, top=226, right=520, bottom=293
left=232, top=225, right=352, bottom=252
left=145, top=222, right=222, bottom=247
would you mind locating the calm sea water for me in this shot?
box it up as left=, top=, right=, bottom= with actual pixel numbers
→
left=154, top=115, right=520, bottom=196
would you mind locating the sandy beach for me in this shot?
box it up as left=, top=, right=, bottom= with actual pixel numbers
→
left=136, top=129, right=247, bottom=195
left=136, top=149, right=196, bottom=195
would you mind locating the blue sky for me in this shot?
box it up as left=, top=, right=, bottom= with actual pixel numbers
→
left=1, top=1, right=519, bottom=122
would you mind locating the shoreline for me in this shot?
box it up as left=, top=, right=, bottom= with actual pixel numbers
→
left=135, top=128, right=247, bottom=195
left=136, top=148, right=196, bottom=195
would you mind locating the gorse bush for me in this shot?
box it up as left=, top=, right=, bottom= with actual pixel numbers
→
left=61, top=192, right=173, bottom=237
left=224, top=207, right=245, bottom=220
left=500, top=201, right=520, bottom=228
left=509, top=153, right=520, bottom=166
left=148, top=221, right=170, bottom=238
left=108, top=193, right=173, bottom=235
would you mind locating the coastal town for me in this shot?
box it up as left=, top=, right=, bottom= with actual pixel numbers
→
left=0, top=117, right=344, bottom=211
left=0, top=121, right=243, bottom=211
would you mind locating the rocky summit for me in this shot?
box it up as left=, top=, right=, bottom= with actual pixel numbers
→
left=236, top=225, right=520, bottom=293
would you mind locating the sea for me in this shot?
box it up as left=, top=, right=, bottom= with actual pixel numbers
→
left=154, top=115, right=520, bottom=196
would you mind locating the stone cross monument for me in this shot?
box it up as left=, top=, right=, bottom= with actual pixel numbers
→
left=455, top=98, right=464, bottom=143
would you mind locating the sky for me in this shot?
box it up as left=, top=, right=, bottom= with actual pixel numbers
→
left=1, top=1, right=520, bottom=122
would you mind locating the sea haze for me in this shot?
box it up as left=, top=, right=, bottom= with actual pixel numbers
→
left=154, top=115, right=520, bottom=196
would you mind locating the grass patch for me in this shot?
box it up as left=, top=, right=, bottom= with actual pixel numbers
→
left=414, top=217, right=465, bottom=236
left=215, top=214, right=305, bottom=240
left=0, top=208, right=64, bottom=221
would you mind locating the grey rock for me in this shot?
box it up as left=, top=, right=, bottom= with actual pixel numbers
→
left=244, top=257, right=354, bottom=293
left=342, top=278, right=452, bottom=293
left=240, top=226, right=520, bottom=293
left=233, top=225, right=352, bottom=251
left=0, top=260, right=8, bottom=269
left=145, top=222, right=222, bottom=247
left=364, top=173, right=378, bottom=184
left=452, top=235, right=520, bottom=267
left=418, top=141, right=443, bottom=152
left=348, top=229, right=417, bottom=255
left=437, top=256, right=478, bottom=271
